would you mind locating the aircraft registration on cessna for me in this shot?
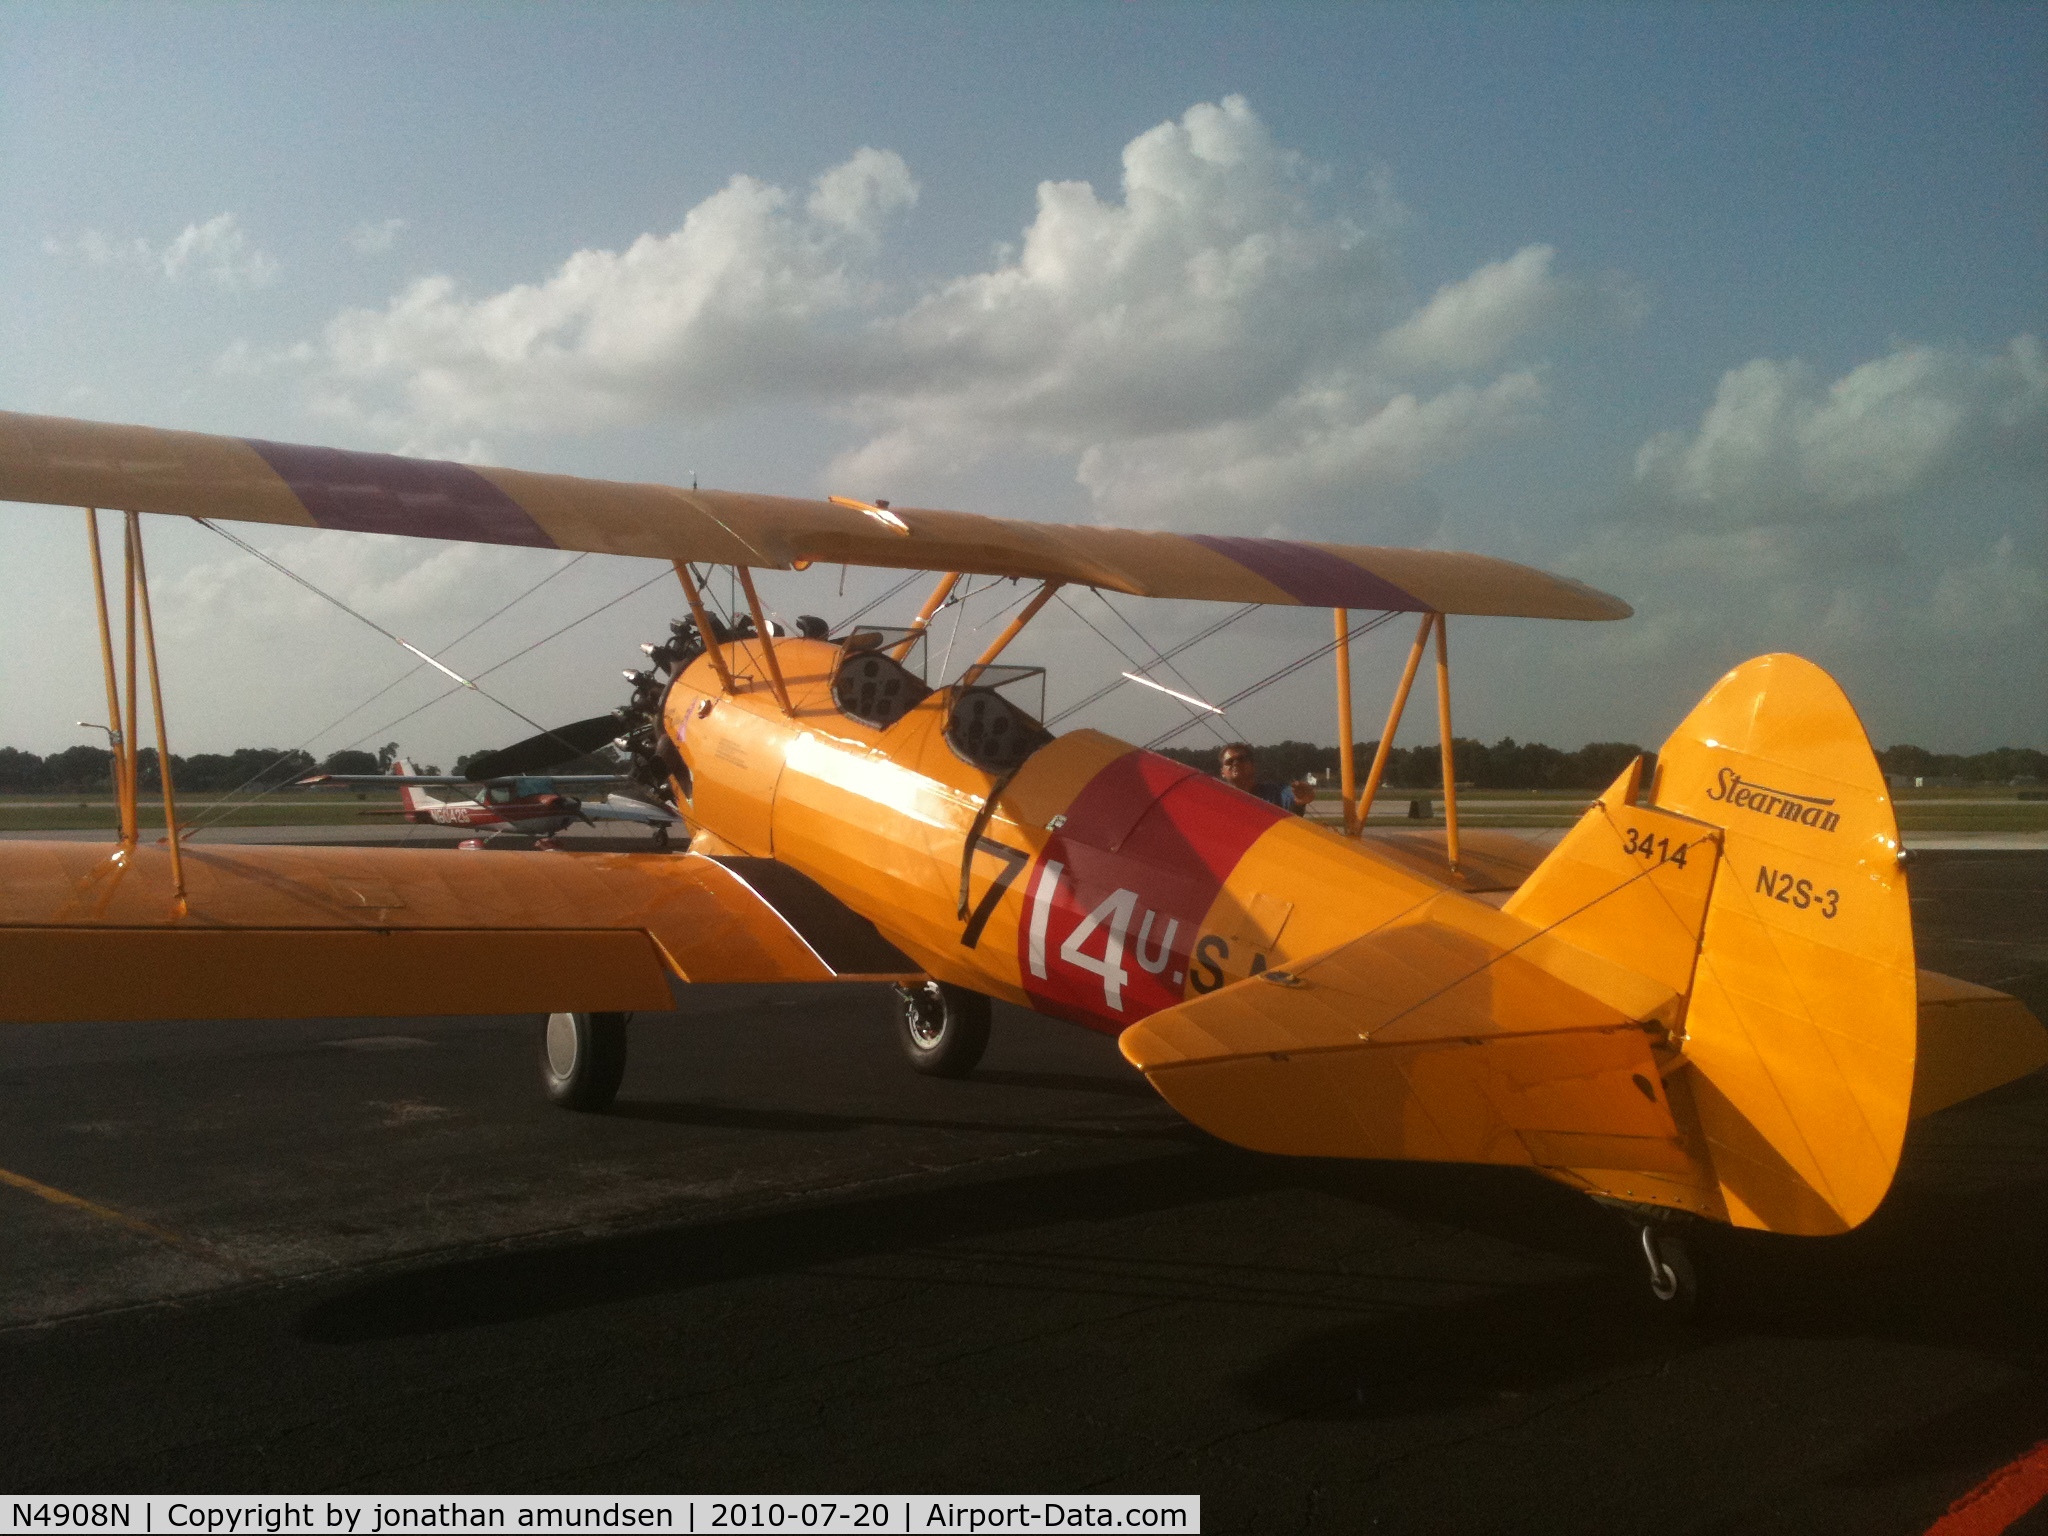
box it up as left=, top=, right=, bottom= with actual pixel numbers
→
left=0, top=407, right=2042, bottom=1311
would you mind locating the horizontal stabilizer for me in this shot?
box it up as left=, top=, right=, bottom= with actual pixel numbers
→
left=1911, top=969, right=2048, bottom=1119
left=1125, top=655, right=2026, bottom=1237
left=1120, top=889, right=1689, bottom=1172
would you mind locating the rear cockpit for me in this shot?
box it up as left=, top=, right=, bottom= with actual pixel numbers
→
left=942, top=666, right=1050, bottom=774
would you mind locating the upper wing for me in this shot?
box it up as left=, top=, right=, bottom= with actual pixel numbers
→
left=0, top=410, right=1629, bottom=620
left=0, top=841, right=920, bottom=1023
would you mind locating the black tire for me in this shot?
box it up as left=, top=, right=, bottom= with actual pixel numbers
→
left=540, top=1011, right=629, bottom=1111
left=894, top=981, right=991, bottom=1078
left=1640, top=1226, right=1705, bottom=1319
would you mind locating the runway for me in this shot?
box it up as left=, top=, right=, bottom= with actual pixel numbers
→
left=1, top=852, right=2044, bottom=1533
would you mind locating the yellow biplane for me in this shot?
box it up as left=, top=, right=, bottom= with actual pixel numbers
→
left=1, top=408, right=2041, bottom=1310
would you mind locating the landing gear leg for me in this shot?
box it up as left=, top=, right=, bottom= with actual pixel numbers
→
left=652, top=824, right=671, bottom=852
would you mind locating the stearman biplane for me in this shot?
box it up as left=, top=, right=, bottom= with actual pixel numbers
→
left=1, top=408, right=2042, bottom=1310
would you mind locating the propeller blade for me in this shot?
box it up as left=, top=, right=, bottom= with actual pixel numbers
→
left=462, top=715, right=624, bottom=782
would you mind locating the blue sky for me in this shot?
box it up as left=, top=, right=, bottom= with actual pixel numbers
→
left=3, top=2, right=2042, bottom=765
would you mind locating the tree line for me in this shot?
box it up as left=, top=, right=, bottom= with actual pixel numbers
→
left=1157, top=738, right=2048, bottom=791
left=0, top=744, right=441, bottom=794
left=2, top=737, right=2041, bottom=795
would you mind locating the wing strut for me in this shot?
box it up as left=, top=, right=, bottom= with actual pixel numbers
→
left=958, top=580, right=1061, bottom=687
left=736, top=567, right=793, bottom=715
left=1333, top=609, right=1359, bottom=835
left=1434, top=613, right=1461, bottom=871
left=82, top=509, right=136, bottom=849
left=130, top=512, right=190, bottom=909
left=893, top=571, right=961, bottom=660
left=672, top=560, right=736, bottom=693
left=1356, top=612, right=1434, bottom=827
left=80, top=509, right=189, bottom=909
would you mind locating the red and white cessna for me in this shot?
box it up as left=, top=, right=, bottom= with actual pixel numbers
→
left=298, top=760, right=680, bottom=849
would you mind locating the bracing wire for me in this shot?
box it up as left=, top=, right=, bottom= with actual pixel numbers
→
left=327, top=565, right=677, bottom=756
left=832, top=569, right=927, bottom=631
left=1139, top=608, right=1402, bottom=752
left=1046, top=601, right=1258, bottom=726
left=179, top=531, right=668, bottom=836
left=969, top=579, right=1040, bottom=634
left=195, top=516, right=595, bottom=752
left=466, top=568, right=675, bottom=687
left=1094, top=591, right=1248, bottom=724
left=936, top=575, right=990, bottom=682
left=1051, top=593, right=1234, bottom=747
left=1312, top=811, right=1720, bottom=1044
left=179, top=535, right=591, bottom=836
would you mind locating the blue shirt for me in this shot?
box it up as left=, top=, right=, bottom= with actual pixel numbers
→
left=1249, top=780, right=1300, bottom=814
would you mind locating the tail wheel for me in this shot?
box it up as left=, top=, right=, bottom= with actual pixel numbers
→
left=894, top=981, right=991, bottom=1078
left=541, top=1011, right=629, bottom=1111
left=1639, top=1224, right=1705, bottom=1318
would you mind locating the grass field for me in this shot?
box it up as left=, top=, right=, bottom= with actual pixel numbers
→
left=0, top=795, right=399, bottom=831
left=1314, top=788, right=2048, bottom=835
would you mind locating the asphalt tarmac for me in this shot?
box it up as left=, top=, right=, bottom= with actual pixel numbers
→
left=2, top=851, right=2045, bottom=1534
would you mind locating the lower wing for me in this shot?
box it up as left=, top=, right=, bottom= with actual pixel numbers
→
left=0, top=841, right=919, bottom=1023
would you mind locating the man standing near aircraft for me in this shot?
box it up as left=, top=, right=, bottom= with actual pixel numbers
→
left=1218, top=743, right=1310, bottom=815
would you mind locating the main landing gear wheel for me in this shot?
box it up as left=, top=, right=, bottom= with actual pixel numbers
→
left=541, top=1011, right=628, bottom=1111
left=1638, top=1223, right=1705, bottom=1319
left=894, top=981, right=991, bottom=1078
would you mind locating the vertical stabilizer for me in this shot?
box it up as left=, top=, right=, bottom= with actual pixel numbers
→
left=1503, top=756, right=1722, bottom=1010
left=1649, top=654, right=1916, bottom=1234
left=389, top=759, right=446, bottom=821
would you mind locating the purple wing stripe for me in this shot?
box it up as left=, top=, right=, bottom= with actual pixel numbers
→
left=1185, top=534, right=1426, bottom=611
left=243, top=439, right=557, bottom=548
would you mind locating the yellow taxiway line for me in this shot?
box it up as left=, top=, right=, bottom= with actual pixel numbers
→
left=0, top=1163, right=267, bottom=1279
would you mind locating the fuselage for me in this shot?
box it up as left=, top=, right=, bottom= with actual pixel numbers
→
left=398, top=778, right=579, bottom=838
left=667, top=636, right=1499, bottom=1034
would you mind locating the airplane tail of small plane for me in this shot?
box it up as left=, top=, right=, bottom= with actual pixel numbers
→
left=1520, top=651, right=1921, bottom=1235
left=388, top=759, right=447, bottom=820
left=1122, top=653, right=2047, bottom=1237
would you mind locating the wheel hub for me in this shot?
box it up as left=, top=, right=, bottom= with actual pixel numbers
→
left=545, top=1012, right=579, bottom=1077
left=903, top=986, right=946, bottom=1048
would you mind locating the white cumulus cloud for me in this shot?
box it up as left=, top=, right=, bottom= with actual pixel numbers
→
left=1630, top=334, right=2046, bottom=526
left=1536, top=335, right=2048, bottom=747
left=303, top=97, right=1629, bottom=540
left=1072, top=370, right=1545, bottom=534
left=318, top=150, right=919, bottom=436
left=349, top=218, right=408, bottom=255
left=1375, top=244, right=1642, bottom=375
left=45, top=213, right=279, bottom=290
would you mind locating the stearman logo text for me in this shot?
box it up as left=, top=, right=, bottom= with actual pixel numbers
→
left=1706, top=767, right=1841, bottom=832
